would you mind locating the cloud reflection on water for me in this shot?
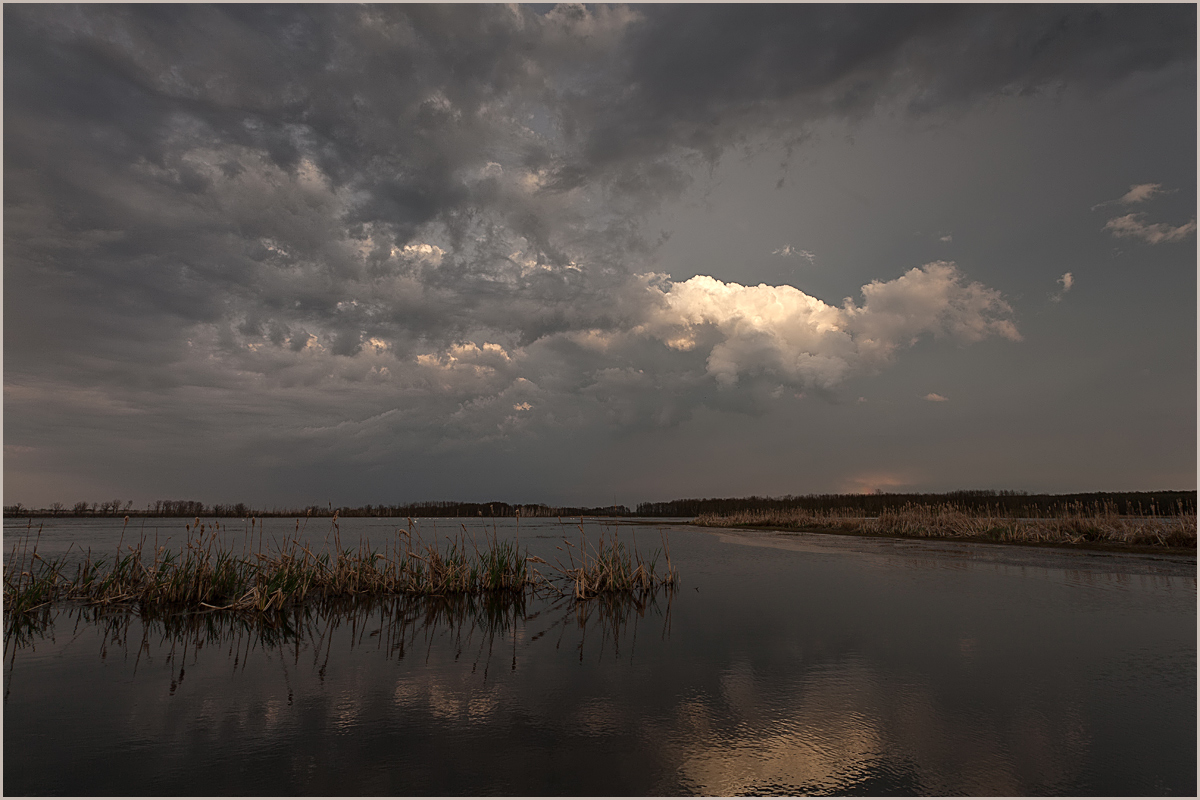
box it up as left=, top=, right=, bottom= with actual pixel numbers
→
left=662, top=654, right=1097, bottom=796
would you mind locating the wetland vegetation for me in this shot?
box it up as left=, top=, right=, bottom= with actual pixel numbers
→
left=3, top=516, right=677, bottom=630
left=694, top=499, right=1197, bottom=551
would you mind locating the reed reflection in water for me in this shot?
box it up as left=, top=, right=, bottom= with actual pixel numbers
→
left=4, top=590, right=684, bottom=795
left=6, top=586, right=675, bottom=685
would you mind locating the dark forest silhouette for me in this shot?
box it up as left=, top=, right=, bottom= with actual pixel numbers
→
left=6, top=489, right=1195, bottom=519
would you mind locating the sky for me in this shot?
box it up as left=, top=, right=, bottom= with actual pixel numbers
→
left=4, top=4, right=1197, bottom=509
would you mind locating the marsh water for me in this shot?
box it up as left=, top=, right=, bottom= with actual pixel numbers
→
left=4, top=516, right=1196, bottom=795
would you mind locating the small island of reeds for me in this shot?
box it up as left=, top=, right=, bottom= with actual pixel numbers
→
left=4, top=517, right=678, bottom=625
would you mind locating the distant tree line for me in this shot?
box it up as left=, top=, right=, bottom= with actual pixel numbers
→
left=4, top=490, right=1194, bottom=519
left=2, top=499, right=632, bottom=519
left=633, top=490, right=1197, bottom=517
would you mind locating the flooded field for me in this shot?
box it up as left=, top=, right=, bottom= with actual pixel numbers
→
left=4, top=517, right=1195, bottom=795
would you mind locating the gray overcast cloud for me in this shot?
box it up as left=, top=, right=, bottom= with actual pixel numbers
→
left=4, top=4, right=1196, bottom=508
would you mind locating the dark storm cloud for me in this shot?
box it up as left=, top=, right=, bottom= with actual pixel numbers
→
left=7, top=5, right=1192, bottom=316
left=553, top=4, right=1196, bottom=192
left=3, top=4, right=1195, bottom=504
left=7, top=5, right=645, bottom=388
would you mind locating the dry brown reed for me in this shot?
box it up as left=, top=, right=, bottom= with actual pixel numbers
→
left=695, top=500, right=1197, bottom=548
left=3, top=519, right=678, bottom=627
left=536, top=527, right=678, bottom=600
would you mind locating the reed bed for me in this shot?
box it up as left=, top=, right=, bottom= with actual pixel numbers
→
left=694, top=500, right=1197, bottom=548
left=538, top=529, right=678, bottom=600
left=3, top=518, right=678, bottom=628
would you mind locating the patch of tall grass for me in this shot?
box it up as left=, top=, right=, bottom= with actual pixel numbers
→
left=3, top=518, right=677, bottom=629
left=541, top=529, right=678, bottom=599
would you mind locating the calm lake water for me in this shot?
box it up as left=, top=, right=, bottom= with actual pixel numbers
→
left=4, top=516, right=1196, bottom=795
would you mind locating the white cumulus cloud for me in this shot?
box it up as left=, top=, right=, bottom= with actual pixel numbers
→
left=841, top=261, right=1021, bottom=361
left=637, top=261, right=1019, bottom=392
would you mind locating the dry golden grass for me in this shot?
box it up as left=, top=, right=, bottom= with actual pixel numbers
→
left=3, top=517, right=677, bottom=627
left=536, top=528, right=678, bottom=600
left=695, top=500, right=1197, bottom=548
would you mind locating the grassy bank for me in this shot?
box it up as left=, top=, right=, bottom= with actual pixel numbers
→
left=3, top=518, right=677, bottom=625
left=693, top=501, right=1197, bottom=552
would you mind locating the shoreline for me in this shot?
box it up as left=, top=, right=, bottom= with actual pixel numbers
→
left=684, top=520, right=1199, bottom=559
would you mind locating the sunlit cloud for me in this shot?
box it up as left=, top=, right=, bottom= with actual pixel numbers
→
left=772, top=245, right=816, bottom=263
left=642, top=261, right=1018, bottom=392
left=1103, top=213, right=1196, bottom=245
left=924, top=393, right=948, bottom=402
left=1092, top=182, right=1166, bottom=210
left=841, top=261, right=1021, bottom=360
left=1119, top=183, right=1164, bottom=204
left=1050, top=272, right=1074, bottom=303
